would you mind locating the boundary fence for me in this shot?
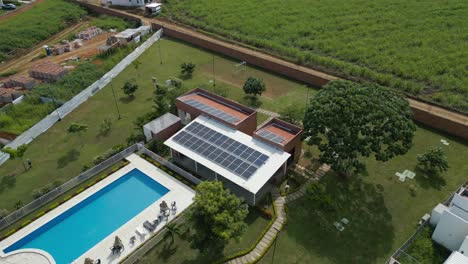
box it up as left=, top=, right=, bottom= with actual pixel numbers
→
left=0, top=29, right=163, bottom=166
left=0, top=144, right=138, bottom=231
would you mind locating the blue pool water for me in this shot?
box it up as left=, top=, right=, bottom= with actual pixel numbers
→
left=3, top=168, right=169, bottom=264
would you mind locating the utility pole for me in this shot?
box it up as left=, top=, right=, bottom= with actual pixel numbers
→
left=212, top=54, right=216, bottom=88
left=110, top=84, right=121, bottom=119
left=47, top=87, right=61, bottom=121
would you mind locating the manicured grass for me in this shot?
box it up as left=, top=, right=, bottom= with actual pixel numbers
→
left=164, top=0, right=468, bottom=112
left=0, top=0, right=87, bottom=61
left=136, top=209, right=271, bottom=264
left=258, top=126, right=468, bottom=264
left=0, top=160, right=126, bottom=238
left=0, top=37, right=306, bottom=214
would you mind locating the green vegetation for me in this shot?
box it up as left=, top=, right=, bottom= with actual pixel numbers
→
left=398, top=226, right=450, bottom=264
left=90, top=15, right=134, bottom=31
left=0, top=38, right=465, bottom=264
left=243, top=76, right=265, bottom=97
left=165, top=0, right=468, bottom=112
left=122, top=79, right=139, bottom=97
left=0, top=0, right=87, bottom=61
left=136, top=208, right=271, bottom=264
left=303, top=80, right=416, bottom=176
left=417, top=147, right=449, bottom=176
left=189, top=181, right=248, bottom=254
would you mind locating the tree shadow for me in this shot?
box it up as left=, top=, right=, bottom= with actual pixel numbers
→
left=285, top=174, right=394, bottom=263
left=240, top=96, right=262, bottom=108
left=157, top=240, right=179, bottom=261
left=414, top=167, right=446, bottom=190
left=119, top=96, right=135, bottom=104
left=57, top=149, right=80, bottom=169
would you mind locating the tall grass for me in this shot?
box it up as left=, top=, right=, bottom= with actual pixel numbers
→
left=164, top=0, right=468, bottom=112
left=0, top=0, right=87, bottom=62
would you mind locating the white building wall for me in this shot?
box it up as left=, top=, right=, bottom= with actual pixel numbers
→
left=101, top=0, right=144, bottom=7
left=433, top=210, right=468, bottom=251
left=431, top=203, right=449, bottom=226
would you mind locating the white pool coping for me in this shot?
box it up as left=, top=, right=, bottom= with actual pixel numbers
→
left=0, top=154, right=195, bottom=264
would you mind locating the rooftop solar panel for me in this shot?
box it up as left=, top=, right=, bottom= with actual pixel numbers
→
left=258, top=130, right=285, bottom=144
left=173, top=122, right=269, bottom=179
left=184, top=98, right=240, bottom=124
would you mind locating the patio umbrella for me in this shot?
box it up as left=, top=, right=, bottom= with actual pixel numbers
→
left=113, top=236, right=124, bottom=252
left=84, top=258, right=94, bottom=264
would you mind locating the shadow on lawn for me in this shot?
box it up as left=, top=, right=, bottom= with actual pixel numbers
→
left=56, top=149, right=80, bottom=169
left=414, top=167, right=446, bottom=190
left=287, top=174, right=394, bottom=264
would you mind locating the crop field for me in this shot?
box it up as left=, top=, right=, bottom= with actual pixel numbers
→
left=0, top=0, right=87, bottom=62
left=164, top=0, right=468, bottom=112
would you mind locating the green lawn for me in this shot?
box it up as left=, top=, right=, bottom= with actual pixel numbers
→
left=397, top=226, right=450, bottom=264
left=0, top=37, right=467, bottom=264
left=258, top=127, right=468, bottom=264
left=0, top=37, right=307, bottom=213
left=136, top=209, right=271, bottom=264
left=164, top=0, right=468, bottom=112
left=0, top=0, right=87, bottom=62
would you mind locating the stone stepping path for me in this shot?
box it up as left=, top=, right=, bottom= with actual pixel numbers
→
left=226, top=164, right=330, bottom=264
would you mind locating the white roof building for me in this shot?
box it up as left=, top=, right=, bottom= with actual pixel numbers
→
left=143, top=113, right=181, bottom=142
left=165, top=115, right=290, bottom=205
left=431, top=186, right=468, bottom=263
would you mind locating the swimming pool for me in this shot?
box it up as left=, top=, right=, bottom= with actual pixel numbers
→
left=3, top=168, right=169, bottom=264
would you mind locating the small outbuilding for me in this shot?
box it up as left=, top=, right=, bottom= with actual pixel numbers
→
left=143, top=113, right=182, bottom=142
left=145, top=3, right=162, bottom=16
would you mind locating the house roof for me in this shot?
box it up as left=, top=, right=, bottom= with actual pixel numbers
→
left=143, top=113, right=180, bottom=134
left=444, top=251, right=468, bottom=264
left=165, top=115, right=290, bottom=194
left=177, top=88, right=255, bottom=125
left=255, top=118, right=302, bottom=146
left=29, top=62, right=66, bottom=75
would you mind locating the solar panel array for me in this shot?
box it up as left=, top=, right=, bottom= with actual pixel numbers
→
left=184, top=98, right=240, bottom=124
left=172, top=122, right=269, bottom=179
left=258, top=130, right=285, bottom=144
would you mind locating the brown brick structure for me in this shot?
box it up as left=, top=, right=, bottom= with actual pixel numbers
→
left=4, top=74, right=35, bottom=90
left=254, top=118, right=303, bottom=165
left=176, top=88, right=257, bottom=135
left=29, top=62, right=68, bottom=82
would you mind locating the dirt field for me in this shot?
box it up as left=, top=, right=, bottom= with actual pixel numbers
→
left=0, top=23, right=111, bottom=76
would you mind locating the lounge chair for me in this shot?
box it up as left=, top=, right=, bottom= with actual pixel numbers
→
left=333, top=221, right=345, bottom=232
left=136, top=226, right=146, bottom=237
left=144, top=220, right=156, bottom=232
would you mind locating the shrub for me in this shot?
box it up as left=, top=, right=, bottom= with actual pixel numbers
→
left=1, top=175, right=16, bottom=188
left=32, top=189, right=43, bottom=199
left=93, top=144, right=125, bottom=165
left=76, top=187, right=85, bottom=194
left=52, top=179, right=63, bottom=188
left=4, top=228, right=17, bottom=237
left=41, top=183, right=54, bottom=195
left=21, top=220, right=32, bottom=227
left=36, top=211, right=46, bottom=218
left=82, top=164, right=90, bottom=172
left=48, top=203, right=60, bottom=210
left=0, top=208, right=9, bottom=219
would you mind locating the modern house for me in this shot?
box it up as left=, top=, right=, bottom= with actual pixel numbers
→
left=175, top=88, right=257, bottom=135
left=164, top=88, right=303, bottom=205
left=165, top=115, right=291, bottom=205
left=143, top=113, right=182, bottom=142
left=28, top=62, right=68, bottom=82
left=431, top=186, right=468, bottom=263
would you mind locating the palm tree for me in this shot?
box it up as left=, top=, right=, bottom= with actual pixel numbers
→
left=164, top=223, right=181, bottom=244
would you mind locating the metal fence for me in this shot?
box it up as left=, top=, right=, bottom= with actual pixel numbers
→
left=137, top=143, right=202, bottom=186
left=0, top=144, right=139, bottom=231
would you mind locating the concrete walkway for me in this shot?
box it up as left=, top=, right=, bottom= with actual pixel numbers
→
left=226, top=163, right=331, bottom=264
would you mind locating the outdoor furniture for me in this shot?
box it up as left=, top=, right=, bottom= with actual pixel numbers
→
left=135, top=226, right=146, bottom=238
left=143, top=220, right=156, bottom=232
left=333, top=221, right=345, bottom=232
left=129, top=236, right=136, bottom=244
left=341, top=218, right=350, bottom=225
left=441, top=139, right=450, bottom=146
left=110, top=236, right=124, bottom=254
left=84, top=258, right=94, bottom=264
left=171, top=201, right=177, bottom=214
left=160, top=200, right=169, bottom=214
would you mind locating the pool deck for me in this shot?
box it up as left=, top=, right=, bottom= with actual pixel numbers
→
left=0, top=154, right=195, bottom=264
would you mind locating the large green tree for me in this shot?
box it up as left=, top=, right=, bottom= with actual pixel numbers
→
left=303, top=80, right=416, bottom=176
left=122, top=80, right=139, bottom=97
left=189, top=181, right=248, bottom=254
